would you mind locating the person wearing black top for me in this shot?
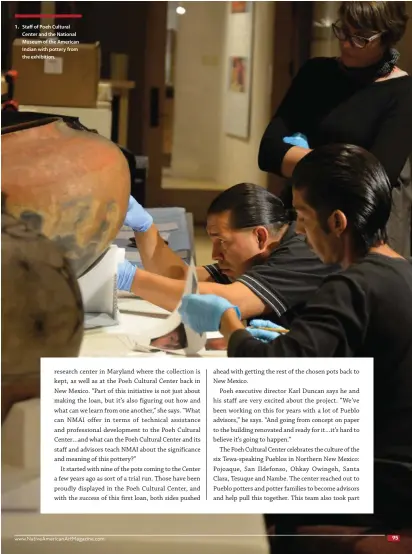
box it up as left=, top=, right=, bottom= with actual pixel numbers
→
left=179, top=144, right=412, bottom=536
left=202, top=215, right=333, bottom=328
left=117, top=183, right=338, bottom=323
left=259, top=1, right=412, bottom=257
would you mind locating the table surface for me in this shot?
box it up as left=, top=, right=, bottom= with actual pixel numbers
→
left=80, top=296, right=224, bottom=358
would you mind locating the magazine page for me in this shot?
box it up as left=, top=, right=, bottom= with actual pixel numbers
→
left=2, top=2, right=402, bottom=553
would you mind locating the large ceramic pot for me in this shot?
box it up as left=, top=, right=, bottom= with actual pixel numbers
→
left=1, top=207, right=84, bottom=423
left=1, top=117, right=130, bottom=277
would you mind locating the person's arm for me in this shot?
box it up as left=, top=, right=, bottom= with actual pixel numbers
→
left=221, top=275, right=368, bottom=357
left=129, top=269, right=269, bottom=317
left=368, top=85, right=412, bottom=187
left=280, top=146, right=312, bottom=178
left=133, top=227, right=214, bottom=281
left=124, top=197, right=211, bottom=281
left=133, top=224, right=188, bottom=279
left=258, top=59, right=317, bottom=176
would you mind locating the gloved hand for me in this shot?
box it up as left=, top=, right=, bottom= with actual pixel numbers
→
left=247, top=328, right=281, bottom=342
left=117, top=260, right=137, bottom=292
left=124, top=196, right=153, bottom=233
left=179, top=294, right=241, bottom=334
left=246, top=319, right=288, bottom=343
left=283, top=133, right=309, bottom=149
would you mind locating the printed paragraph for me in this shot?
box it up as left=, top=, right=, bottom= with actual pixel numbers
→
left=41, top=358, right=373, bottom=514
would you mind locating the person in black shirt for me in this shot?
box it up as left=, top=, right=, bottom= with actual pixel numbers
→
left=259, top=1, right=412, bottom=257
left=179, top=144, right=412, bottom=536
left=117, top=183, right=337, bottom=323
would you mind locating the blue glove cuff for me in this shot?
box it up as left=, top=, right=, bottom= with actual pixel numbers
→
left=215, top=304, right=240, bottom=332
left=131, top=216, right=153, bottom=234
left=117, top=261, right=137, bottom=292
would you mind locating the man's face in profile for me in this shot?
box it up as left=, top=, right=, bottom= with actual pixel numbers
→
left=293, top=189, right=343, bottom=265
left=206, top=211, right=265, bottom=279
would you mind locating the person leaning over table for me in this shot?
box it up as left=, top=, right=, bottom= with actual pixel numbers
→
left=178, top=144, right=412, bottom=534
left=259, top=1, right=412, bottom=257
left=117, top=183, right=339, bottom=327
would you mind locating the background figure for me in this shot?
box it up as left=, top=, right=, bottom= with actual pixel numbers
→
left=259, top=1, right=412, bottom=256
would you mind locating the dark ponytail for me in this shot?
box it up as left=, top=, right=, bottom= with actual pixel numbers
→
left=207, top=182, right=293, bottom=231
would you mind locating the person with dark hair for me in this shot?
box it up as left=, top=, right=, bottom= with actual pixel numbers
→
left=116, top=185, right=338, bottom=324
left=259, top=1, right=412, bottom=257
left=179, top=144, right=412, bottom=539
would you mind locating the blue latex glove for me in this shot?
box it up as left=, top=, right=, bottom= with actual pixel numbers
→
left=283, top=132, right=309, bottom=149
left=247, top=328, right=281, bottom=342
left=117, top=260, right=137, bottom=292
left=124, top=196, right=153, bottom=233
left=246, top=319, right=288, bottom=343
left=179, top=294, right=241, bottom=334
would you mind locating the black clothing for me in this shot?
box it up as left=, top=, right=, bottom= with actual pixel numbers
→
left=203, top=223, right=338, bottom=326
left=339, top=47, right=400, bottom=82
left=228, top=254, right=412, bottom=514
left=258, top=57, right=412, bottom=188
left=387, top=165, right=412, bottom=257
left=203, top=263, right=232, bottom=285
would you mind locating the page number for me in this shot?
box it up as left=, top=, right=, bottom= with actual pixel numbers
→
left=387, top=535, right=401, bottom=542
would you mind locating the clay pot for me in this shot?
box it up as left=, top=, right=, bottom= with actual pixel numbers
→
left=1, top=207, right=84, bottom=423
left=1, top=117, right=130, bottom=277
